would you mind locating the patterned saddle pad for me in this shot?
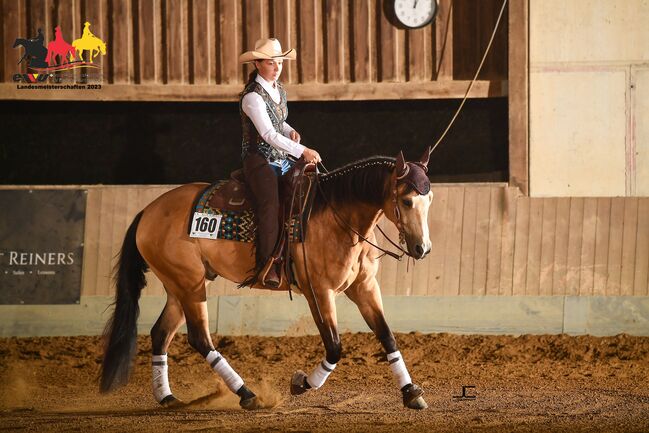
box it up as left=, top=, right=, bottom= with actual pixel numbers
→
left=189, top=180, right=304, bottom=243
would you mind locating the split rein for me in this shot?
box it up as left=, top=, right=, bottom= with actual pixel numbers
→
left=313, top=163, right=413, bottom=261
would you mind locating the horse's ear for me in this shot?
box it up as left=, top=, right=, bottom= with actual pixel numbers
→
left=418, top=146, right=432, bottom=173
left=396, top=151, right=407, bottom=177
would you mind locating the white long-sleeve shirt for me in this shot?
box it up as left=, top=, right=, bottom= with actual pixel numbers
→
left=241, top=74, right=305, bottom=159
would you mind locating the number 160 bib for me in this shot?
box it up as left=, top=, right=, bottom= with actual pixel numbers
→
left=189, top=212, right=222, bottom=239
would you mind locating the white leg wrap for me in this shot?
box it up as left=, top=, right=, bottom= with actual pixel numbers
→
left=152, top=354, right=172, bottom=403
left=387, top=351, right=412, bottom=389
left=306, top=359, right=337, bottom=389
left=206, top=350, right=244, bottom=393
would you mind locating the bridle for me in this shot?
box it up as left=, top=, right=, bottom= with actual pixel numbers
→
left=315, top=162, right=422, bottom=261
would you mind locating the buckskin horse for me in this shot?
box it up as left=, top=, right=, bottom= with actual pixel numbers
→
left=100, top=149, right=433, bottom=410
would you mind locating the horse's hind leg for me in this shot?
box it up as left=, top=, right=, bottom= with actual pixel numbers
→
left=345, top=278, right=428, bottom=410
left=181, top=297, right=261, bottom=410
left=150, top=294, right=185, bottom=406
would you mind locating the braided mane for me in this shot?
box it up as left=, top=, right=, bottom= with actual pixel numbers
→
left=312, top=156, right=395, bottom=216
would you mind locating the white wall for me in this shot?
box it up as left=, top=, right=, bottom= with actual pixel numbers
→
left=529, top=0, right=649, bottom=196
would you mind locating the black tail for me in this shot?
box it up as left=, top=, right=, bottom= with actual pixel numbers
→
left=99, top=211, right=148, bottom=393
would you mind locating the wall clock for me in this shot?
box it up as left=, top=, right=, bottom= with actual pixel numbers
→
left=393, top=0, right=437, bottom=29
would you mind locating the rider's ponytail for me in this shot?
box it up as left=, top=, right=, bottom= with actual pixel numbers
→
left=239, top=68, right=258, bottom=97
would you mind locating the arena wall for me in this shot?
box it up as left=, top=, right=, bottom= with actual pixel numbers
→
left=1, top=185, right=647, bottom=337
left=529, top=0, right=649, bottom=196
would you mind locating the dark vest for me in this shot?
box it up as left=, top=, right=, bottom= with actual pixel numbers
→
left=240, top=80, right=288, bottom=163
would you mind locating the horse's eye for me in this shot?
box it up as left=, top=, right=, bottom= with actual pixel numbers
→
left=401, top=198, right=413, bottom=208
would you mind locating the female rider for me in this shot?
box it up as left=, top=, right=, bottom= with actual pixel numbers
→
left=238, top=38, right=321, bottom=287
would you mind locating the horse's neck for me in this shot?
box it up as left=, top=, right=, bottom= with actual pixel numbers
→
left=330, top=202, right=384, bottom=238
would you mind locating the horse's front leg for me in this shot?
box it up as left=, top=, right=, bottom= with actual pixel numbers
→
left=290, top=288, right=341, bottom=395
left=346, top=278, right=428, bottom=410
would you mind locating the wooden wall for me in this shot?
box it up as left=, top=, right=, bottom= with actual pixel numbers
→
left=0, top=0, right=508, bottom=101
left=79, top=184, right=649, bottom=297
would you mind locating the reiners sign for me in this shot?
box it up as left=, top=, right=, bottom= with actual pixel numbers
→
left=0, top=190, right=86, bottom=304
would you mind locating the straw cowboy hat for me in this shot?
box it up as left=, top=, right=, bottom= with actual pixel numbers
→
left=239, top=38, right=296, bottom=63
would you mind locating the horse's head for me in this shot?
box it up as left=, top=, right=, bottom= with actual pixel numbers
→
left=383, top=148, right=433, bottom=259
left=99, top=41, right=107, bottom=55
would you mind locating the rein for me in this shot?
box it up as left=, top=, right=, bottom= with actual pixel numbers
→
left=314, top=163, right=412, bottom=260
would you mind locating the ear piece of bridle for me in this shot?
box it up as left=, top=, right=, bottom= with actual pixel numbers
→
left=396, top=151, right=408, bottom=178
left=416, top=146, right=432, bottom=173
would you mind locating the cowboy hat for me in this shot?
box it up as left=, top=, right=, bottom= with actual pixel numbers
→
left=239, top=38, right=296, bottom=64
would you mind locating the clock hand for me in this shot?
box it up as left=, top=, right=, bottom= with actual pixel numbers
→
left=413, top=0, right=419, bottom=7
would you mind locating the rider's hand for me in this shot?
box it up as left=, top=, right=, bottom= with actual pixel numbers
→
left=302, top=148, right=321, bottom=164
left=290, top=130, right=301, bottom=144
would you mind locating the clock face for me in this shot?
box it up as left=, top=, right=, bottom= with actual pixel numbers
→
left=393, top=0, right=437, bottom=29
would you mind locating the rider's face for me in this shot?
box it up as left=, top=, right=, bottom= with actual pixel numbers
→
left=255, top=59, right=283, bottom=82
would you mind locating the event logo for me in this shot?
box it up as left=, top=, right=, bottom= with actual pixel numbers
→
left=12, top=22, right=107, bottom=87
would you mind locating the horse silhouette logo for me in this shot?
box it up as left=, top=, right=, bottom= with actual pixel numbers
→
left=73, top=22, right=107, bottom=63
left=47, top=26, right=76, bottom=66
left=13, top=28, right=48, bottom=68
left=13, top=22, right=107, bottom=71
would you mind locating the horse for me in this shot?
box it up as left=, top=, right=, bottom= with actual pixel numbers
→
left=99, top=149, right=434, bottom=411
left=72, top=22, right=106, bottom=63
left=46, top=26, right=76, bottom=66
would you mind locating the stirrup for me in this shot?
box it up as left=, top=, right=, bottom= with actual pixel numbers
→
left=260, top=258, right=281, bottom=288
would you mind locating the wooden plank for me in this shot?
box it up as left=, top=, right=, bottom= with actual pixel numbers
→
left=485, top=186, right=503, bottom=295
left=539, top=198, right=557, bottom=295
left=2, top=0, right=23, bottom=82
left=297, top=0, right=322, bottom=83
left=219, top=0, right=242, bottom=84
left=606, top=197, right=625, bottom=295
left=458, top=187, right=478, bottom=294
left=191, top=0, right=211, bottom=84
left=634, top=198, right=649, bottom=296
left=552, top=197, right=571, bottom=295
left=378, top=0, right=398, bottom=82
left=350, top=0, right=374, bottom=82
left=0, top=79, right=505, bottom=101
left=28, top=0, right=51, bottom=58
left=165, top=0, right=187, bottom=83
left=442, top=187, right=464, bottom=295
left=407, top=25, right=431, bottom=81
left=525, top=198, right=543, bottom=295
left=579, top=198, right=598, bottom=296
left=593, top=198, right=612, bottom=295
left=137, top=0, right=158, bottom=83
left=620, top=198, right=638, bottom=296
left=324, top=0, right=347, bottom=83
left=434, top=0, right=453, bottom=80
left=511, top=196, right=529, bottom=295
left=427, top=186, right=449, bottom=296
left=272, top=0, right=295, bottom=83
left=110, top=0, right=133, bottom=83
left=242, top=0, right=265, bottom=80
left=81, top=189, right=101, bottom=296
left=565, top=198, right=584, bottom=296
left=472, top=187, right=491, bottom=295
left=96, top=188, right=115, bottom=296
left=80, top=0, right=109, bottom=83
left=498, top=187, right=519, bottom=295
left=508, top=0, right=528, bottom=193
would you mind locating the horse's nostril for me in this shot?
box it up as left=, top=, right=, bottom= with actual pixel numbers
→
left=415, top=244, right=424, bottom=256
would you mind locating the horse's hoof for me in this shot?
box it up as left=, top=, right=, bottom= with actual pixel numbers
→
left=236, top=385, right=261, bottom=410
left=159, top=394, right=183, bottom=408
left=239, top=395, right=261, bottom=410
left=290, top=370, right=309, bottom=395
left=402, top=383, right=427, bottom=410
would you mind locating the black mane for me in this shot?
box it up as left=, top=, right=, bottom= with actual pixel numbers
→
left=312, top=156, right=395, bottom=215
